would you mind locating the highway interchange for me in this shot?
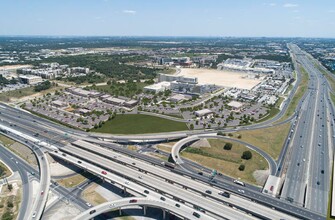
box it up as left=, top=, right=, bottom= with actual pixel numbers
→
left=0, top=44, right=334, bottom=219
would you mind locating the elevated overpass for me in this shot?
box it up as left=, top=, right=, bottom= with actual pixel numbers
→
left=73, top=197, right=214, bottom=220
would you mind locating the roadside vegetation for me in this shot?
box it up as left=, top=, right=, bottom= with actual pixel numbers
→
left=279, top=66, right=309, bottom=122
left=180, top=139, right=268, bottom=185
left=0, top=161, right=12, bottom=178
left=327, top=164, right=334, bottom=220
left=92, top=114, right=188, bottom=134
left=0, top=182, right=21, bottom=220
left=0, top=85, right=62, bottom=102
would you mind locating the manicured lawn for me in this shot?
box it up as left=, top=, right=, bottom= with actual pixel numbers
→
left=235, top=122, right=290, bottom=160
left=92, top=114, right=188, bottom=134
left=180, top=139, right=268, bottom=185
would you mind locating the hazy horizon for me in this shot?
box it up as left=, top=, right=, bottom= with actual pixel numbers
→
left=1, top=0, right=335, bottom=38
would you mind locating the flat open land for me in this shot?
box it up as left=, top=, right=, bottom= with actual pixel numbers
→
left=178, top=68, right=262, bottom=90
left=181, top=138, right=269, bottom=185
left=92, top=114, right=188, bottom=134
left=236, top=122, right=290, bottom=160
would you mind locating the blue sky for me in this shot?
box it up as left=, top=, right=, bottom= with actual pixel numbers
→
left=1, top=0, right=334, bottom=37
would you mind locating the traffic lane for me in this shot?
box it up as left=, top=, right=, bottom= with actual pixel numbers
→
left=0, top=144, right=32, bottom=220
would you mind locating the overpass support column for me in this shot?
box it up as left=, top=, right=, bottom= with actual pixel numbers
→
left=119, top=208, right=122, bottom=216
left=162, top=209, right=166, bottom=219
left=143, top=206, right=147, bottom=215
left=123, top=186, right=127, bottom=194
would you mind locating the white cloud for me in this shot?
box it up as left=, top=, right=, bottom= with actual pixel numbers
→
left=263, top=3, right=276, bottom=7
left=123, top=10, right=136, bottom=14
left=283, top=3, right=299, bottom=8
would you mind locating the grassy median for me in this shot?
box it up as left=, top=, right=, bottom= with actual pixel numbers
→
left=180, top=138, right=269, bottom=185
left=92, top=114, right=188, bottom=134
left=235, top=122, right=290, bottom=160
left=278, top=66, right=309, bottom=122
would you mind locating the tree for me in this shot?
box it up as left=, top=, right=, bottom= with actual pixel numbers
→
left=237, top=134, right=242, bottom=139
left=7, top=201, right=14, bottom=208
left=241, top=151, right=252, bottom=160
left=7, top=184, right=13, bottom=191
left=217, top=131, right=224, bottom=136
left=190, top=124, right=194, bottom=130
left=238, top=164, right=245, bottom=171
left=223, top=143, right=233, bottom=150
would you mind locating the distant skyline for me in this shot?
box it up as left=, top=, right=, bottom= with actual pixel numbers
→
left=1, top=0, right=335, bottom=38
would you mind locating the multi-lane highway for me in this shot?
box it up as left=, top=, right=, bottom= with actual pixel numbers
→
left=281, top=44, right=334, bottom=215
left=0, top=100, right=326, bottom=219
left=0, top=43, right=333, bottom=219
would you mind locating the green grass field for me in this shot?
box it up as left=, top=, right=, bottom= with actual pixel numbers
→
left=92, top=114, right=188, bottom=134
left=235, top=122, right=290, bottom=160
left=181, top=139, right=268, bottom=185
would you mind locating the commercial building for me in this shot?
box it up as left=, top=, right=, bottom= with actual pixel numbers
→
left=66, top=87, right=102, bottom=98
left=227, top=101, right=244, bottom=110
left=143, top=81, right=171, bottom=93
left=103, top=97, right=126, bottom=106
left=168, top=94, right=192, bottom=103
left=19, top=75, right=43, bottom=85
left=195, top=109, right=213, bottom=117
left=158, top=73, right=198, bottom=84
left=51, top=100, right=68, bottom=108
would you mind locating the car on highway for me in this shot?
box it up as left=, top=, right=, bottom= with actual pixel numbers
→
left=138, top=176, right=142, bottom=179
left=109, top=203, right=115, bottom=208
left=198, top=171, right=203, bottom=175
left=41, top=191, right=44, bottom=195
left=89, top=210, right=96, bottom=214
left=125, top=181, right=129, bottom=185
left=238, top=189, right=245, bottom=194
left=31, top=171, right=35, bottom=175
left=233, top=179, right=245, bottom=186
left=129, top=199, right=137, bottom=203
left=205, top=190, right=212, bottom=194
left=193, top=212, right=201, bottom=218
left=144, top=190, right=149, bottom=194
left=101, top=171, right=107, bottom=175
left=86, top=202, right=92, bottom=207
left=32, top=211, right=36, bottom=218
left=62, top=153, right=66, bottom=157
left=218, top=191, right=230, bottom=198
left=175, top=203, right=180, bottom=208
left=160, top=196, right=166, bottom=201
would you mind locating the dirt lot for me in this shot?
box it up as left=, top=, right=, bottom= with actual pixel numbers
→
left=82, top=183, right=107, bottom=205
left=178, top=68, right=263, bottom=89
